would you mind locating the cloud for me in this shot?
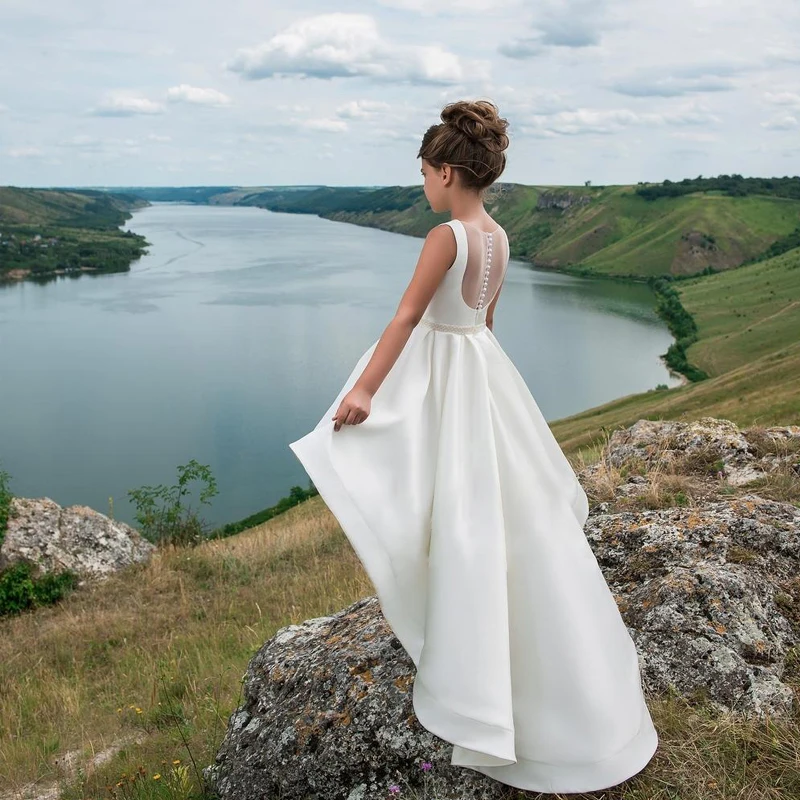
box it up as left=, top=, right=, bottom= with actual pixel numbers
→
left=611, top=59, right=757, bottom=98
left=376, top=0, right=520, bottom=12
left=226, top=13, right=488, bottom=86
left=761, top=115, right=798, bottom=130
left=765, top=91, right=800, bottom=109
left=147, top=133, right=172, bottom=142
left=90, top=92, right=164, bottom=116
left=499, top=0, right=615, bottom=58
left=336, top=100, right=391, bottom=119
left=7, top=146, right=43, bottom=158
left=517, top=104, right=721, bottom=137
left=166, top=84, right=232, bottom=106
left=612, top=76, right=735, bottom=98
left=304, top=118, right=348, bottom=132
left=669, top=131, right=720, bottom=143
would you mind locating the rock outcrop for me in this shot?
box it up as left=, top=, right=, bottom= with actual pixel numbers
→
left=0, top=497, right=155, bottom=582
left=204, top=417, right=799, bottom=800
left=536, top=190, right=592, bottom=211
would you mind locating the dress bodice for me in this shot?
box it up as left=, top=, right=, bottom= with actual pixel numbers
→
left=420, top=218, right=510, bottom=330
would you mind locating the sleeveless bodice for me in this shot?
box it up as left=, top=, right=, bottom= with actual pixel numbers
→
left=420, top=218, right=510, bottom=332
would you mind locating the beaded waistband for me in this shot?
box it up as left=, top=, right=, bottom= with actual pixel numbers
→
left=419, top=317, right=487, bottom=334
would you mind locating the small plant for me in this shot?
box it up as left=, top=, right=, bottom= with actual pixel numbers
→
left=0, top=562, right=80, bottom=617
left=127, top=459, right=218, bottom=547
left=0, top=464, right=14, bottom=549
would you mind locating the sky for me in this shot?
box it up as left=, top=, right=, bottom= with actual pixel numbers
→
left=0, top=0, right=799, bottom=188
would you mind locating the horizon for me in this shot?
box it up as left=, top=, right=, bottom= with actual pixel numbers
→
left=8, top=172, right=800, bottom=193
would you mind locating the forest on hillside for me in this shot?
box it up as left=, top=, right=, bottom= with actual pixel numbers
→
left=636, top=174, right=800, bottom=201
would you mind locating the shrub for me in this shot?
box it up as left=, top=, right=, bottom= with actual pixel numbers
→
left=127, top=459, right=218, bottom=547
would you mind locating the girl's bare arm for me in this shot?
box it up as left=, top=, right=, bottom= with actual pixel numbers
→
left=353, top=224, right=456, bottom=397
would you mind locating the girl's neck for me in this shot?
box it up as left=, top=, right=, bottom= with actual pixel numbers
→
left=448, top=195, right=487, bottom=224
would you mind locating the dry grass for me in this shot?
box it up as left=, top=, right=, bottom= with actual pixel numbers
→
left=0, top=496, right=372, bottom=799
left=579, top=424, right=800, bottom=514
left=2, top=485, right=800, bottom=799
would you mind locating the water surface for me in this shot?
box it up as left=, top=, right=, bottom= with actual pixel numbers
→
left=0, top=203, right=680, bottom=528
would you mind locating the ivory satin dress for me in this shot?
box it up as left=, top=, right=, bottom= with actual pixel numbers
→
left=289, top=218, right=658, bottom=793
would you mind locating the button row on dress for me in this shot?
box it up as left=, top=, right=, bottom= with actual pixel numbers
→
left=477, top=233, right=493, bottom=310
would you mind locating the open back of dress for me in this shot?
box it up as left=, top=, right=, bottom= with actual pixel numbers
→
left=459, top=222, right=509, bottom=311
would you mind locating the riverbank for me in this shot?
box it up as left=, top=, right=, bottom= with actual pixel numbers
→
left=0, top=188, right=150, bottom=283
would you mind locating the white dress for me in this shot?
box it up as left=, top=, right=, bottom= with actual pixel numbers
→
left=289, top=218, right=658, bottom=793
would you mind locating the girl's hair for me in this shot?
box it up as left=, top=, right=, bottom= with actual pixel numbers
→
left=417, top=99, right=509, bottom=194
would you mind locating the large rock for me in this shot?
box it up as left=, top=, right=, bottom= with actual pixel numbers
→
left=598, top=416, right=800, bottom=487
left=585, top=496, right=800, bottom=716
left=203, top=596, right=504, bottom=800
left=0, top=497, right=154, bottom=581
left=204, top=417, right=800, bottom=800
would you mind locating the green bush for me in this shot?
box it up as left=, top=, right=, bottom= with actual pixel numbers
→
left=0, top=562, right=80, bottom=617
left=0, top=466, right=13, bottom=549
left=127, top=459, right=219, bottom=547
left=649, top=276, right=709, bottom=382
left=210, top=482, right=319, bottom=540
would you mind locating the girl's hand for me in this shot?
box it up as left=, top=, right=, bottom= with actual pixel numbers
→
left=332, top=387, right=372, bottom=431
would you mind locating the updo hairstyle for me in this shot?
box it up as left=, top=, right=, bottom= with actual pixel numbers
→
left=417, top=99, right=509, bottom=193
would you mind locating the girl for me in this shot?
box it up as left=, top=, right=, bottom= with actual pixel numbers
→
left=289, top=99, right=658, bottom=793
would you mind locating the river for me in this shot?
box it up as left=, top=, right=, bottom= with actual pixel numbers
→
left=0, top=203, right=681, bottom=529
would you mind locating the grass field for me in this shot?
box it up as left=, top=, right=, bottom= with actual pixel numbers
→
left=2, top=469, right=798, bottom=799
left=549, top=245, right=800, bottom=459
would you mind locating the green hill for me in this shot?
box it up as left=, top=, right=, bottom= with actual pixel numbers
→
left=235, top=180, right=800, bottom=280
left=111, top=175, right=800, bottom=281
left=0, top=187, right=149, bottom=280
left=549, top=244, right=800, bottom=456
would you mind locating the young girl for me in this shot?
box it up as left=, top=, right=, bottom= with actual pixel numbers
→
left=289, top=99, right=658, bottom=793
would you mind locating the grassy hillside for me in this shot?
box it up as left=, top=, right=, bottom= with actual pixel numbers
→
left=237, top=182, right=800, bottom=279
left=549, top=245, right=800, bottom=457
left=2, top=462, right=798, bottom=799
left=0, top=187, right=146, bottom=227
left=0, top=187, right=149, bottom=280
left=678, top=246, right=800, bottom=376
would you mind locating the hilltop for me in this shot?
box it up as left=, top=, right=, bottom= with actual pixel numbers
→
left=135, top=174, right=800, bottom=281
left=0, top=187, right=149, bottom=281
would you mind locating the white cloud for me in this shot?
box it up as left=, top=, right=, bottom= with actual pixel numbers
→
left=226, top=13, right=489, bottom=86
left=610, top=60, right=756, bottom=98
left=377, top=0, right=520, bottom=12
left=761, top=115, right=798, bottom=130
left=517, top=104, right=721, bottom=137
left=304, top=118, right=348, bottom=132
left=1, top=0, right=799, bottom=186
left=91, top=92, right=164, bottom=116
left=166, top=84, right=232, bottom=107
left=8, top=146, right=44, bottom=158
left=336, top=100, right=390, bottom=119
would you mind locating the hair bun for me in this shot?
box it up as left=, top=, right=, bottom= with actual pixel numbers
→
left=440, top=100, right=509, bottom=153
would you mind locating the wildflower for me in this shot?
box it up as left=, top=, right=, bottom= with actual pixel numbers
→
left=421, top=761, right=432, bottom=771
left=153, top=773, right=161, bottom=780
left=172, top=759, right=181, bottom=764
left=388, top=785, right=401, bottom=795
